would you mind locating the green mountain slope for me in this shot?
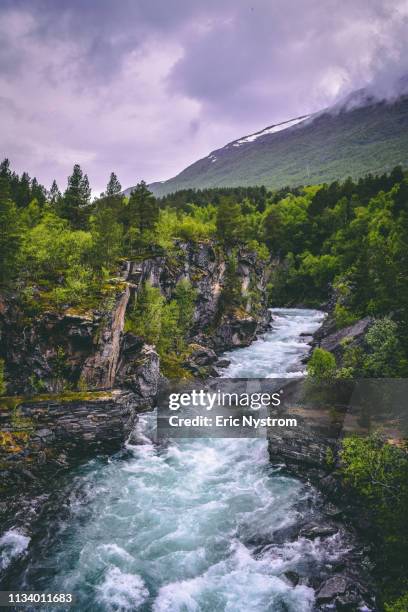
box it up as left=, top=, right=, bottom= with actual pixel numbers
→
left=137, top=95, right=408, bottom=197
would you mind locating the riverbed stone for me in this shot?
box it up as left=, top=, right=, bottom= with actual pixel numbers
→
left=316, top=575, right=348, bottom=601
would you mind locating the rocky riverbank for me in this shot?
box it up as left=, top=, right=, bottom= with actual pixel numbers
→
left=0, top=242, right=271, bottom=519
left=266, top=308, right=381, bottom=610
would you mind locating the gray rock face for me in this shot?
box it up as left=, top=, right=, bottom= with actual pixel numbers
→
left=214, top=358, right=231, bottom=368
left=187, top=345, right=218, bottom=367
left=317, top=576, right=348, bottom=601
left=0, top=296, right=97, bottom=395
left=116, top=340, right=160, bottom=407
left=182, top=344, right=218, bottom=376
left=319, top=316, right=373, bottom=359
left=300, top=524, right=338, bottom=539
left=0, top=390, right=136, bottom=476
left=123, top=242, right=271, bottom=343
left=1, top=242, right=270, bottom=396
left=81, top=286, right=131, bottom=389
left=213, top=312, right=259, bottom=351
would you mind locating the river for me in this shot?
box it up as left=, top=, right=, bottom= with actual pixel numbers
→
left=1, top=308, right=356, bottom=611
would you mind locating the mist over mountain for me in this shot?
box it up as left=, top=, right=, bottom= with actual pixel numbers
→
left=125, top=82, right=408, bottom=197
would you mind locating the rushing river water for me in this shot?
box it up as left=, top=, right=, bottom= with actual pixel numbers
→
left=1, top=308, right=356, bottom=611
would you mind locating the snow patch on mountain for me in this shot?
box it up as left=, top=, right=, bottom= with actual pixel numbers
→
left=230, top=115, right=311, bottom=147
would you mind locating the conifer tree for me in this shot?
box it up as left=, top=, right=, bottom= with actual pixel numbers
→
left=0, top=158, right=10, bottom=180
left=17, top=172, right=31, bottom=208
left=106, top=172, right=122, bottom=198
left=0, top=177, right=21, bottom=283
left=48, top=180, right=62, bottom=207
left=216, top=196, right=243, bottom=244
left=61, top=164, right=91, bottom=228
left=91, top=172, right=124, bottom=268
left=30, top=177, right=47, bottom=207
left=127, top=181, right=159, bottom=232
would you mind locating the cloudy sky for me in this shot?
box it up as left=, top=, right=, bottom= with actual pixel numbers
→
left=1, top=0, right=408, bottom=194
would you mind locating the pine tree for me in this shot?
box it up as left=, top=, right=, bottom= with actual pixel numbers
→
left=393, top=179, right=408, bottom=215
left=218, top=250, right=243, bottom=315
left=90, top=172, right=124, bottom=269
left=390, top=165, right=404, bottom=185
left=61, top=164, right=91, bottom=228
left=48, top=180, right=62, bottom=207
left=17, top=172, right=31, bottom=208
left=0, top=177, right=21, bottom=283
left=31, top=177, right=47, bottom=207
left=91, top=206, right=122, bottom=269
left=0, top=158, right=10, bottom=180
left=216, top=196, right=243, bottom=244
left=172, top=279, right=197, bottom=342
left=101, top=172, right=124, bottom=217
left=106, top=172, right=122, bottom=197
left=127, top=181, right=159, bottom=232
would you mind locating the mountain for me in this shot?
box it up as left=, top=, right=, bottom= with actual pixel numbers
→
left=125, top=89, right=408, bottom=197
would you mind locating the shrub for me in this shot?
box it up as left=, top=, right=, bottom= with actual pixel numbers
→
left=333, top=303, right=358, bottom=329
left=126, top=280, right=197, bottom=366
left=385, top=593, right=408, bottom=612
left=125, top=283, right=165, bottom=345
left=307, top=348, right=337, bottom=382
left=0, top=359, right=6, bottom=395
left=363, top=318, right=407, bottom=377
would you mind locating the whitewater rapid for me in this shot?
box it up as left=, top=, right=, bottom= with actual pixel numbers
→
left=1, top=308, right=354, bottom=612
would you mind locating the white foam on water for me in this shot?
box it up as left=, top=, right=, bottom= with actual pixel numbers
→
left=0, top=529, right=30, bottom=571
left=95, top=566, right=149, bottom=610
left=5, top=308, right=346, bottom=612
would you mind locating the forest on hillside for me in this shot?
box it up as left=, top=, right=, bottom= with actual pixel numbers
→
left=1, top=158, right=408, bottom=375
left=1, top=159, right=408, bottom=609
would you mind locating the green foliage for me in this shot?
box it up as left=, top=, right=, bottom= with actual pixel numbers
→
left=172, top=279, right=197, bottom=341
left=125, top=283, right=165, bottom=345
left=385, top=593, right=408, bottom=612
left=153, top=209, right=179, bottom=251
left=0, top=177, right=21, bottom=284
left=127, top=181, right=159, bottom=233
left=276, top=251, right=339, bottom=305
left=0, top=359, right=6, bottom=395
left=340, top=435, right=408, bottom=601
left=154, top=206, right=217, bottom=249
left=263, top=193, right=310, bottom=256
left=218, top=250, right=243, bottom=316
left=125, top=280, right=197, bottom=377
left=48, top=179, right=61, bottom=207
left=307, top=348, right=337, bottom=382
left=2, top=157, right=408, bottom=381
left=60, top=163, right=91, bottom=229
left=91, top=208, right=123, bottom=269
left=216, top=197, right=243, bottom=244
left=363, top=318, right=408, bottom=377
left=20, top=210, right=93, bottom=281
left=49, top=264, right=95, bottom=308
left=333, top=303, right=358, bottom=329
left=246, top=240, right=269, bottom=261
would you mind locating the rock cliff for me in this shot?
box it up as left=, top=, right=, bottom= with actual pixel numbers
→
left=0, top=241, right=270, bottom=396
left=0, top=242, right=270, bottom=481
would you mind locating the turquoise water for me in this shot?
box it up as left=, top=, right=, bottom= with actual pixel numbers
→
left=1, top=309, right=351, bottom=611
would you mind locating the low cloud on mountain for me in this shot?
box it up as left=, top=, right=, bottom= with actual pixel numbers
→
left=0, top=0, right=407, bottom=192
